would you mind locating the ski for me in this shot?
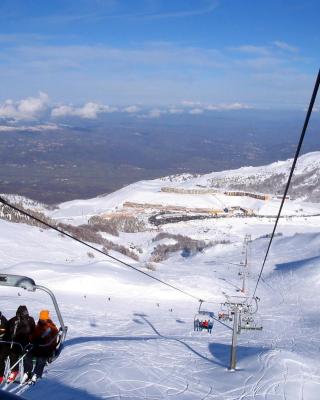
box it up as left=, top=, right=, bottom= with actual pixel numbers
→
left=15, top=380, right=37, bottom=396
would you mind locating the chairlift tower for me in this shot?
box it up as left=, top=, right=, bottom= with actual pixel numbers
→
left=219, top=294, right=262, bottom=371
left=239, top=235, right=251, bottom=294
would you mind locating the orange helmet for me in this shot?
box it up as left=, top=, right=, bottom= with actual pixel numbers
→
left=39, top=310, right=50, bottom=320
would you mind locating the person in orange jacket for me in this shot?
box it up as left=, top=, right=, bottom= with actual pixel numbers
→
left=23, top=310, right=58, bottom=383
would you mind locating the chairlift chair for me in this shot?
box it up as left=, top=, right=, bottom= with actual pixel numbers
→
left=240, top=314, right=263, bottom=331
left=0, top=274, right=68, bottom=360
left=194, top=300, right=214, bottom=333
left=218, top=303, right=233, bottom=322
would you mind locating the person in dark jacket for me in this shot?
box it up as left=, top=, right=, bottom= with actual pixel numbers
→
left=0, top=311, right=8, bottom=383
left=0, top=312, right=7, bottom=341
left=23, top=310, right=58, bottom=383
left=1, top=306, right=35, bottom=383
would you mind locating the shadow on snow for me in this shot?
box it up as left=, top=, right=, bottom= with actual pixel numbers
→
left=24, top=379, right=103, bottom=400
left=275, top=255, right=320, bottom=272
left=64, top=335, right=160, bottom=347
left=208, top=343, right=268, bottom=369
left=65, top=313, right=268, bottom=371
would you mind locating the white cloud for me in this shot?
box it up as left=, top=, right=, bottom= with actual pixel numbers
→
left=0, top=92, right=49, bottom=121
left=307, top=104, right=319, bottom=112
left=181, top=100, right=202, bottom=107
left=168, top=107, right=184, bottom=114
left=232, top=42, right=298, bottom=56
left=205, top=104, right=219, bottom=111
left=148, top=108, right=162, bottom=118
left=206, top=102, right=251, bottom=110
left=0, top=123, right=60, bottom=132
left=273, top=41, right=299, bottom=53
left=0, top=34, right=312, bottom=109
left=189, top=108, right=203, bottom=115
left=231, top=45, right=270, bottom=56
left=79, top=102, right=117, bottom=118
left=51, top=102, right=117, bottom=119
left=168, top=102, right=252, bottom=115
left=50, top=105, right=74, bottom=118
left=135, top=1, right=218, bottom=20
left=224, top=102, right=251, bottom=110
left=123, top=105, right=140, bottom=113
left=139, top=108, right=164, bottom=118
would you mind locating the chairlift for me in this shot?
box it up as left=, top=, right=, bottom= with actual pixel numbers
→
left=240, top=314, right=263, bottom=331
left=0, top=274, right=68, bottom=359
left=218, top=294, right=250, bottom=322
left=224, top=294, right=249, bottom=308
left=218, top=303, right=233, bottom=322
left=194, top=300, right=214, bottom=333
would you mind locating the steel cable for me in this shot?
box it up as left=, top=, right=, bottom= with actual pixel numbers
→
left=252, top=68, right=320, bottom=299
left=0, top=195, right=201, bottom=301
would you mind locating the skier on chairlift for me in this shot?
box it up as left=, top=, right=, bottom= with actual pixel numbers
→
left=23, top=310, right=58, bottom=384
left=0, top=305, right=35, bottom=383
left=194, top=317, right=200, bottom=331
left=202, top=320, right=209, bottom=330
left=0, top=312, right=7, bottom=340
left=208, top=320, right=213, bottom=334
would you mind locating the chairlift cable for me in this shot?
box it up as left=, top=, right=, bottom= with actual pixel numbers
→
left=0, top=195, right=200, bottom=301
left=252, top=68, right=320, bottom=300
left=4, top=64, right=312, bottom=323
left=0, top=197, right=235, bottom=331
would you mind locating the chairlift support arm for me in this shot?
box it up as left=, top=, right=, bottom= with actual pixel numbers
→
left=198, top=299, right=204, bottom=313
left=35, top=285, right=67, bottom=340
left=0, top=274, right=36, bottom=292
left=0, top=274, right=67, bottom=342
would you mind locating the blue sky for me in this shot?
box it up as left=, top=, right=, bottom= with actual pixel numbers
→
left=0, top=0, right=319, bottom=111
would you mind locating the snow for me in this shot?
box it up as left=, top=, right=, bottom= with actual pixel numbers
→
left=49, top=152, right=320, bottom=226
left=181, top=151, right=320, bottom=185
left=1, top=153, right=320, bottom=399
left=1, top=222, right=320, bottom=399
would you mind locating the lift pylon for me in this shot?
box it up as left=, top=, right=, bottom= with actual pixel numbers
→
left=219, top=294, right=262, bottom=370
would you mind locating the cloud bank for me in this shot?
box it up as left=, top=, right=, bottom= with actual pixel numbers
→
left=51, top=102, right=117, bottom=119
left=6, top=89, right=315, bottom=134
left=0, top=93, right=254, bottom=129
left=0, top=123, right=60, bottom=132
left=0, top=92, right=49, bottom=121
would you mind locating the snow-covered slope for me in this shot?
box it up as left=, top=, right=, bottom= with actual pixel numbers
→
left=164, top=151, right=320, bottom=201
left=1, top=214, right=320, bottom=399
left=47, top=152, right=320, bottom=225
left=1, top=152, right=320, bottom=399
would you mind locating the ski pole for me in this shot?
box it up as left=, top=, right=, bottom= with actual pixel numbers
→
left=7, top=345, right=33, bottom=375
